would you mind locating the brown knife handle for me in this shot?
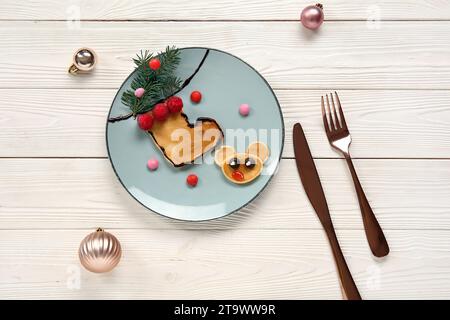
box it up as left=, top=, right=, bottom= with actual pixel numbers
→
left=325, top=225, right=362, bottom=300
left=345, top=156, right=389, bottom=257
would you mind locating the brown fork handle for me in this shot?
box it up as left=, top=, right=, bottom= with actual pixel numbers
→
left=345, top=155, right=390, bottom=257
left=325, top=225, right=362, bottom=300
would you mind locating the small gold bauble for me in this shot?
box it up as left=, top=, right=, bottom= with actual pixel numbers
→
left=75, top=49, right=95, bottom=68
left=78, top=228, right=122, bottom=273
left=68, top=47, right=97, bottom=74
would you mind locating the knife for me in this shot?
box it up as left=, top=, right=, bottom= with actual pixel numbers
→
left=293, top=123, right=361, bottom=300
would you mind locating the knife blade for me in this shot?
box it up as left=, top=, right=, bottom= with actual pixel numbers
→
left=293, top=123, right=332, bottom=228
left=293, top=123, right=361, bottom=300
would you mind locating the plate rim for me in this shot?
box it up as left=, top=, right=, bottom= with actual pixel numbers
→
left=105, top=46, right=285, bottom=222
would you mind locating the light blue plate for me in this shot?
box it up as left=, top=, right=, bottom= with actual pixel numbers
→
left=106, top=48, right=284, bottom=221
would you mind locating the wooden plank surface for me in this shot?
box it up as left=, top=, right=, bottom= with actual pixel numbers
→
left=1, top=89, right=449, bottom=158
left=1, top=0, right=449, bottom=300
left=1, top=22, right=450, bottom=90
left=1, top=229, right=449, bottom=299
left=1, top=0, right=450, bottom=20
left=1, top=158, right=449, bottom=230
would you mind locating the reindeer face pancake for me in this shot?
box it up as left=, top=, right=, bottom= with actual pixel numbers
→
left=214, top=142, right=270, bottom=184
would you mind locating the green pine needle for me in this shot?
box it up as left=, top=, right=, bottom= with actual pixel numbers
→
left=121, top=46, right=182, bottom=116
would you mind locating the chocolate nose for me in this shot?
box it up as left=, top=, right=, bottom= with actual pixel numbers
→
left=231, top=170, right=244, bottom=182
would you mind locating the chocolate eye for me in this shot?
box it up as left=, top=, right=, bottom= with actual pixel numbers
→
left=228, top=157, right=240, bottom=169
left=244, top=157, right=256, bottom=169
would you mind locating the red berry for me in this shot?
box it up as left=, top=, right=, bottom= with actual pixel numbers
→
left=166, top=96, right=183, bottom=113
left=190, top=90, right=202, bottom=103
left=149, top=58, right=161, bottom=71
left=137, top=112, right=154, bottom=130
left=186, top=174, right=198, bottom=187
left=152, top=103, right=169, bottom=121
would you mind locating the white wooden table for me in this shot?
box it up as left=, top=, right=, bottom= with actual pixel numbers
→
left=1, top=0, right=450, bottom=299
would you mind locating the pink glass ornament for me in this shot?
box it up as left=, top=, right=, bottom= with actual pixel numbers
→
left=79, top=228, right=122, bottom=273
left=134, top=87, right=145, bottom=98
left=239, top=103, right=250, bottom=116
left=301, top=3, right=324, bottom=30
left=147, top=158, right=159, bottom=171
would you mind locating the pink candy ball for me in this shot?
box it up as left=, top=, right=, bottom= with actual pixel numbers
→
left=239, top=103, right=250, bottom=116
left=135, top=88, right=145, bottom=98
left=147, top=158, right=159, bottom=171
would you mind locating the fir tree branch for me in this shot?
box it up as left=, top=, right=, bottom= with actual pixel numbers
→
left=108, top=49, right=210, bottom=124
left=121, top=46, right=181, bottom=115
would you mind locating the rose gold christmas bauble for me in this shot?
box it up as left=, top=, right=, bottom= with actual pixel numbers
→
left=79, top=228, right=122, bottom=273
left=301, top=3, right=324, bottom=30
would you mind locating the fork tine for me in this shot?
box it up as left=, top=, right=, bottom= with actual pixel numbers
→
left=330, top=93, right=341, bottom=129
left=325, top=94, right=336, bottom=130
left=321, top=96, right=331, bottom=133
left=334, top=91, right=347, bottom=129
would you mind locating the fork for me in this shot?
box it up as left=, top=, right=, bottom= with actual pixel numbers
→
left=321, top=92, right=389, bottom=257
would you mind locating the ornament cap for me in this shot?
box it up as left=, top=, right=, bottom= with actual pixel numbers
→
left=96, top=227, right=104, bottom=232
left=316, top=3, right=323, bottom=9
